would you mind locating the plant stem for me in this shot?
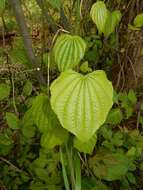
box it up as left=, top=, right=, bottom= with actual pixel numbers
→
left=66, top=143, right=75, bottom=190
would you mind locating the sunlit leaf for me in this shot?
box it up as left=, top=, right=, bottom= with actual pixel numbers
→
left=50, top=70, right=113, bottom=142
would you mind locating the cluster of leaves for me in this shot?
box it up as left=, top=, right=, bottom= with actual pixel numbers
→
left=1, top=79, right=143, bottom=190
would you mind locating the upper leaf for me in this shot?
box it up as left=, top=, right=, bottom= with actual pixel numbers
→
left=53, top=34, right=86, bottom=72
left=90, top=1, right=108, bottom=34
left=50, top=70, right=113, bottom=142
left=90, top=1, right=121, bottom=36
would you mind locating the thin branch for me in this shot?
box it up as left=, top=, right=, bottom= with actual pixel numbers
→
left=0, top=157, right=23, bottom=173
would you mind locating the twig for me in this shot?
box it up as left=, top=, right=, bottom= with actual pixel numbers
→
left=0, top=157, right=23, bottom=173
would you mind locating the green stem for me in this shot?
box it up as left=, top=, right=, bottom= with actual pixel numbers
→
left=66, top=144, right=75, bottom=190
left=60, top=147, right=70, bottom=190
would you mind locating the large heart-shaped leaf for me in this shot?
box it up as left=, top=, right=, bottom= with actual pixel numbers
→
left=90, top=1, right=108, bottom=34
left=53, top=34, right=86, bottom=72
left=50, top=70, right=113, bottom=142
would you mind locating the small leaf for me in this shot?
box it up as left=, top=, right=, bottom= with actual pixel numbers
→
left=99, top=125, right=113, bottom=140
left=31, top=94, right=59, bottom=133
left=106, top=108, right=123, bottom=125
left=50, top=70, right=113, bottom=142
left=134, top=13, right=143, bottom=27
left=22, top=80, right=32, bottom=96
left=128, top=89, right=137, bottom=104
left=0, top=133, right=13, bottom=145
left=0, top=83, right=10, bottom=101
left=80, top=62, right=92, bottom=73
left=74, top=134, right=97, bottom=154
left=90, top=1, right=108, bottom=34
left=22, top=125, right=36, bottom=139
left=127, top=173, right=136, bottom=184
left=6, top=112, right=20, bottom=129
left=41, top=126, right=69, bottom=149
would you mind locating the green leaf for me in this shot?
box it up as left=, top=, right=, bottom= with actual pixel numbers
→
left=80, top=61, right=92, bottom=73
left=50, top=70, right=113, bottom=142
left=0, top=133, right=13, bottom=145
left=127, top=172, right=136, bottom=184
left=22, top=124, right=36, bottom=139
left=31, top=94, right=59, bottom=133
left=82, top=178, right=109, bottom=190
left=53, top=34, right=86, bottom=72
left=128, top=89, right=137, bottom=104
left=35, top=168, right=49, bottom=181
left=106, top=108, right=123, bottom=125
left=134, top=13, right=143, bottom=27
left=22, top=80, right=32, bottom=96
left=74, top=134, right=97, bottom=154
left=40, top=126, right=69, bottom=149
left=90, top=1, right=108, bottom=34
left=104, top=10, right=122, bottom=36
left=99, top=125, right=113, bottom=140
left=6, top=112, right=20, bottom=129
left=89, top=152, right=130, bottom=181
left=0, top=83, right=10, bottom=101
